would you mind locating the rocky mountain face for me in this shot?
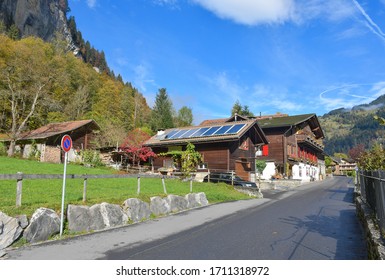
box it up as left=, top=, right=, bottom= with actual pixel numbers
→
left=0, top=0, right=77, bottom=52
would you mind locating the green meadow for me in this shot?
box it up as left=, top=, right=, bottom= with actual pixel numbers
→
left=0, top=156, right=252, bottom=217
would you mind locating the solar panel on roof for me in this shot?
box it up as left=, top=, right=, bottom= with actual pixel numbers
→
left=160, top=123, right=247, bottom=141
left=178, top=128, right=199, bottom=138
left=168, top=129, right=188, bottom=139
left=202, top=126, right=222, bottom=136
left=224, top=124, right=246, bottom=134
left=212, top=125, right=233, bottom=135
left=191, top=127, right=210, bottom=137
left=164, top=129, right=179, bottom=139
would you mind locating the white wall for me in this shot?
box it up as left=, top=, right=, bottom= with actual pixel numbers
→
left=292, top=162, right=319, bottom=181
left=261, top=162, right=276, bottom=180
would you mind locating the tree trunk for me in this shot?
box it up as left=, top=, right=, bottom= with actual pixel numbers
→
left=7, top=139, right=16, bottom=157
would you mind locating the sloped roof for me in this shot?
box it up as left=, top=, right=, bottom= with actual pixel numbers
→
left=19, top=119, right=100, bottom=141
left=257, top=113, right=315, bottom=127
left=144, top=119, right=268, bottom=147
left=257, top=113, right=324, bottom=139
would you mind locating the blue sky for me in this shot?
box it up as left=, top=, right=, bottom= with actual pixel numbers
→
left=68, top=0, right=385, bottom=124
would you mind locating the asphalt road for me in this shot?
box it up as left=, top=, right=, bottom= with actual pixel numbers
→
left=4, top=176, right=367, bottom=260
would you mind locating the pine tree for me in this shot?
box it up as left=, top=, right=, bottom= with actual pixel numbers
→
left=150, top=88, right=175, bottom=132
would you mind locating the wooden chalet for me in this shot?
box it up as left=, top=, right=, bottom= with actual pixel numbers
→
left=256, top=113, right=325, bottom=181
left=11, top=119, right=100, bottom=163
left=144, top=117, right=268, bottom=181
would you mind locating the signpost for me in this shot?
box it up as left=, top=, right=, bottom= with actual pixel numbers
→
left=60, top=135, right=72, bottom=237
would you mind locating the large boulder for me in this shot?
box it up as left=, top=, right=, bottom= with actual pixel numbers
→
left=23, top=208, right=60, bottom=243
left=88, top=204, right=106, bottom=231
left=100, top=202, right=128, bottom=228
left=166, top=195, right=188, bottom=213
left=196, top=192, right=209, bottom=206
left=122, top=198, right=151, bottom=223
left=67, top=203, right=128, bottom=233
left=16, top=215, right=29, bottom=229
left=0, top=212, right=23, bottom=250
left=67, top=205, right=92, bottom=233
left=185, top=193, right=201, bottom=208
left=150, top=196, right=170, bottom=216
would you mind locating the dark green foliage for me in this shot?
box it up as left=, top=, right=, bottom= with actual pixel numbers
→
left=150, top=88, right=175, bottom=131
left=231, top=100, right=254, bottom=117
left=67, top=16, right=111, bottom=75
left=7, top=24, right=20, bottom=40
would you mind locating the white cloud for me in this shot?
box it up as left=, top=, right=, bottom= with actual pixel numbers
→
left=86, top=0, right=97, bottom=8
left=319, top=82, right=385, bottom=111
left=133, top=63, right=156, bottom=95
left=251, top=85, right=304, bottom=114
left=191, top=0, right=296, bottom=25
left=351, top=0, right=385, bottom=44
left=189, top=0, right=356, bottom=26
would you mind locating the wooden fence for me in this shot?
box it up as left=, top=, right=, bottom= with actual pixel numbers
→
left=0, top=173, right=195, bottom=207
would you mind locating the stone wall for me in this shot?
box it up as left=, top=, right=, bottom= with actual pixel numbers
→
left=355, top=196, right=385, bottom=260
left=40, top=145, right=61, bottom=163
left=259, top=179, right=302, bottom=190
left=0, top=193, right=208, bottom=258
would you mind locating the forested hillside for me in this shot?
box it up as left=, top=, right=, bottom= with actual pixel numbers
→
left=0, top=34, right=151, bottom=148
left=320, top=96, right=385, bottom=155
left=0, top=0, right=194, bottom=155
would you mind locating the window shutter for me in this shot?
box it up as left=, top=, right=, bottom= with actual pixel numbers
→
left=262, top=145, right=269, bottom=156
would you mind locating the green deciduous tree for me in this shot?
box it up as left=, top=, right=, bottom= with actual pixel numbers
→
left=175, top=106, right=193, bottom=127
left=0, top=35, right=60, bottom=155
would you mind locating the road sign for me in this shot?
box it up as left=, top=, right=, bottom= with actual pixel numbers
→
left=61, top=135, right=72, bottom=153
left=60, top=134, right=72, bottom=237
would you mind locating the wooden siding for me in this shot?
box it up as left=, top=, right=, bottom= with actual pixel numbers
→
left=196, top=143, right=230, bottom=171
left=262, top=134, right=284, bottom=164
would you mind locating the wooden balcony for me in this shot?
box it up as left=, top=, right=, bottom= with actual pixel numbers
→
left=296, top=134, right=324, bottom=152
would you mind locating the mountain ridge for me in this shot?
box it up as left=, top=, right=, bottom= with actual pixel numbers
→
left=320, top=94, right=385, bottom=155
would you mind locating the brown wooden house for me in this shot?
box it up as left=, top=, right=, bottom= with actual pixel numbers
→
left=12, top=119, right=100, bottom=163
left=144, top=117, right=268, bottom=181
left=255, top=113, right=325, bottom=181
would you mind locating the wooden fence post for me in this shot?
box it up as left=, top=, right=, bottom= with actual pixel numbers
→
left=162, top=176, right=167, bottom=194
left=83, top=177, right=87, bottom=202
left=190, top=176, right=193, bottom=193
left=137, top=176, right=141, bottom=195
left=16, top=172, right=23, bottom=207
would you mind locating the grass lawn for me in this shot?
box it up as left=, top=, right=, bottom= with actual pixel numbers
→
left=0, top=156, right=253, bottom=217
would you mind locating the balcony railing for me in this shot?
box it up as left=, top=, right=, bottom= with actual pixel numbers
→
left=296, top=134, right=324, bottom=152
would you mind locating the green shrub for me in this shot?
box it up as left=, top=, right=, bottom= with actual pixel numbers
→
left=0, top=142, right=7, bottom=156
left=81, top=149, right=104, bottom=167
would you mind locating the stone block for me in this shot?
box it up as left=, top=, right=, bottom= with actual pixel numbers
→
left=23, top=208, right=60, bottom=244
left=150, top=196, right=170, bottom=216
left=196, top=192, right=209, bottom=206
left=67, top=205, right=91, bottom=233
left=0, top=212, right=23, bottom=250
left=89, top=204, right=106, bottom=231
left=122, top=198, right=151, bottom=223
left=100, top=202, right=128, bottom=228
left=185, top=193, right=201, bottom=208
left=166, top=195, right=188, bottom=212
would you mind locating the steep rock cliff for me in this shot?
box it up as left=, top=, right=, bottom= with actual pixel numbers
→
left=0, top=0, right=77, bottom=52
